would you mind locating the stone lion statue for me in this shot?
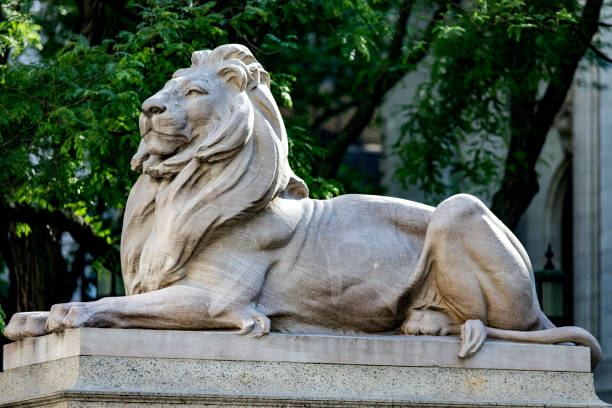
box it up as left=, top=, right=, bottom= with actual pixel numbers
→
left=6, top=44, right=601, bottom=367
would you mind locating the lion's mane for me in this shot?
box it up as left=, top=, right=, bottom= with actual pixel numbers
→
left=121, top=44, right=308, bottom=295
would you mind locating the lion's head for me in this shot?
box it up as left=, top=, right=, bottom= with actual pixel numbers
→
left=121, top=44, right=308, bottom=294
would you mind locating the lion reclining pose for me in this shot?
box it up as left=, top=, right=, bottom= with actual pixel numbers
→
left=6, top=44, right=601, bottom=367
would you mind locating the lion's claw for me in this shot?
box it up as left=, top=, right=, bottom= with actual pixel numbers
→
left=459, top=319, right=487, bottom=358
left=401, top=309, right=457, bottom=336
left=233, top=308, right=270, bottom=337
left=237, top=319, right=256, bottom=335
left=249, top=314, right=271, bottom=338
left=5, top=311, right=49, bottom=341
left=45, top=302, right=93, bottom=333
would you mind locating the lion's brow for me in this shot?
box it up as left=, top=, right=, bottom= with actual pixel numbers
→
left=165, top=77, right=187, bottom=87
left=165, top=76, right=209, bottom=90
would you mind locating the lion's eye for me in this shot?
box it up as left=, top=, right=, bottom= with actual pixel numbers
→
left=187, top=88, right=207, bottom=96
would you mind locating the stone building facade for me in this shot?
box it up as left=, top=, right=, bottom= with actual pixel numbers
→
left=379, top=53, right=612, bottom=402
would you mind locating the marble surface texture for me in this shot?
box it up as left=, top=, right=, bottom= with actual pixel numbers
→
left=0, top=328, right=609, bottom=407
left=3, top=327, right=592, bottom=372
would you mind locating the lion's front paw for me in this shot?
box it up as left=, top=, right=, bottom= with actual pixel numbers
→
left=4, top=311, right=49, bottom=341
left=233, top=307, right=271, bottom=338
left=45, top=302, right=95, bottom=333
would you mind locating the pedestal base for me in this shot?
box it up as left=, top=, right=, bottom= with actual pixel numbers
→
left=1, top=328, right=608, bottom=407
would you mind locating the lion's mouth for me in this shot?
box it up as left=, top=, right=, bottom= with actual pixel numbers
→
left=158, top=151, right=178, bottom=161
left=144, top=129, right=190, bottom=143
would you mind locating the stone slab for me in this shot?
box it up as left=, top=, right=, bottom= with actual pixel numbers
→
left=3, top=327, right=592, bottom=372
left=1, top=328, right=608, bottom=407
left=0, top=355, right=608, bottom=407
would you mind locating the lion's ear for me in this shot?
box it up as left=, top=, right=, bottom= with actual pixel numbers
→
left=217, top=60, right=248, bottom=92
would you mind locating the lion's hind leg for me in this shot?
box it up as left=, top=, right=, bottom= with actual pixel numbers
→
left=401, top=309, right=459, bottom=336
left=399, top=287, right=492, bottom=360
left=408, top=194, right=543, bottom=359
left=400, top=283, right=460, bottom=336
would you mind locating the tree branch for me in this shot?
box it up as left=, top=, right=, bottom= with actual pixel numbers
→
left=533, top=0, right=603, bottom=152
left=491, top=0, right=604, bottom=229
left=310, top=101, right=358, bottom=134
left=101, top=0, right=140, bottom=23
left=1, top=203, right=118, bottom=260
left=571, top=24, right=612, bottom=63
left=315, top=2, right=444, bottom=179
left=588, top=42, right=612, bottom=63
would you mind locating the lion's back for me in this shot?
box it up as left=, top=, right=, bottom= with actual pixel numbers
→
left=258, top=194, right=433, bottom=333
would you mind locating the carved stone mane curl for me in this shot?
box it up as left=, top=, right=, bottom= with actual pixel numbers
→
left=121, top=44, right=308, bottom=295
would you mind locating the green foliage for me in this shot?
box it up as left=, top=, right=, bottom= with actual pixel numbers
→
left=14, top=222, right=31, bottom=237
left=0, top=0, right=42, bottom=64
left=0, top=0, right=415, bottom=207
left=286, top=125, right=343, bottom=198
left=0, top=0, right=405, bottom=273
left=1, top=39, right=140, bottom=242
left=2, top=0, right=603, bottom=278
left=395, top=0, right=606, bottom=202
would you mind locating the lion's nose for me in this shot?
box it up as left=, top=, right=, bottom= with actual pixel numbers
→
left=142, top=99, right=167, bottom=117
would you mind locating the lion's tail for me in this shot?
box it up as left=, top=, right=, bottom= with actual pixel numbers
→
left=486, top=322, right=602, bottom=369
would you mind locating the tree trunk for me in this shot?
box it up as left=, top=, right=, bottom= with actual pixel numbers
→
left=0, top=202, right=118, bottom=318
left=490, top=148, right=540, bottom=230
left=490, top=0, right=603, bottom=229
left=0, top=220, right=16, bottom=319
left=75, top=0, right=107, bottom=45
left=7, top=222, right=73, bottom=313
left=0, top=202, right=117, bottom=321
left=313, top=2, right=442, bottom=180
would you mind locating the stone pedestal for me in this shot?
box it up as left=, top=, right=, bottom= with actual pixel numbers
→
left=1, top=328, right=609, bottom=407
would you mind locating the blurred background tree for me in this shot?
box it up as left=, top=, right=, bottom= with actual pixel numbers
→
left=0, top=0, right=608, bottom=322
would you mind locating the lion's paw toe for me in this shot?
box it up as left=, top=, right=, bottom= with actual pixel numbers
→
left=233, top=308, right=270, bottom=337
